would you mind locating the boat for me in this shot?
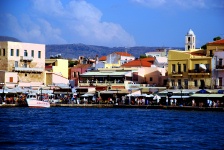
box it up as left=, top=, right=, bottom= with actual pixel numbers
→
left=26, top=93, right=50, bottom=108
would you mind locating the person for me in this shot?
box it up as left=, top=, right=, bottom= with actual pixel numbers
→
left=170, top=99, right=173, bottom=106
left=207, top=98, right=210, bottom=107
left=174, top=99, right=177, bottom=106
left=166, top=96, right=168, bottom=106
left=192, top=99, right=195, bottom=107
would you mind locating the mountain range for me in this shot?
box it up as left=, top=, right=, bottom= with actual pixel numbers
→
left=0, top=36, right=183, bottom=59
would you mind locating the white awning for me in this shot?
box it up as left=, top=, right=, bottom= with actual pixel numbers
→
left=170, top=96, right=190, bottom=99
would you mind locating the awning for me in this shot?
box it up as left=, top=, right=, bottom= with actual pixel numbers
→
left=170, top=96, right=190, bottom=99
left=190, top=94, right=208, bottom=97
left=206, top=94, right=224, bottom=98
left=81, top=93, right=94, bottom=97
left=80, top=71, right=132, bottom=77
left=190, top=94, right=224, bottom=98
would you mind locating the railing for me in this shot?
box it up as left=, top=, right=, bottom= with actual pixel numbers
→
left=172, top=71, right=183, bottom=76
left=188, top=69, right=211, bottom=75
left=13, top=67, right=44, bottom=72
left=216, top=65, right=224, bottom=70
left=20, top=56, right=33, bottom=61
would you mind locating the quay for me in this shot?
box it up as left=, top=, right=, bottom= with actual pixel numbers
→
left=1, top=103, right=224, bottom=111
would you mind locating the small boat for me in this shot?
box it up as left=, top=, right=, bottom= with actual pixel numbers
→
left=26, top=93, right=50, bottom=108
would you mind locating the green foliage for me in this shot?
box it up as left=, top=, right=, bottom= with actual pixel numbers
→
left=139, top=54, right=147, bottom=58
left=68, top=60, right=79, bottom=67
left=201, top=44, right=207, bottom=50
left=213, top=36, right=221, bottom=41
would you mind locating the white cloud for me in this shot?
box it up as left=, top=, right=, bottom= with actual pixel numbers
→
left=4, top=0, right=136, bottom=47
left=132, top=0, right=214, bottom=9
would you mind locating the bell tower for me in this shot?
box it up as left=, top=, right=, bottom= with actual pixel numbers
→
left=185, top=29, right=196, bottom=51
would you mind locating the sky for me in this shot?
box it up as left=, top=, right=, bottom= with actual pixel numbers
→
left=0, top=0, right=223, bottom=48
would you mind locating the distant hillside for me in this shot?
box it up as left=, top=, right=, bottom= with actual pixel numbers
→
left=0, top=36, right=21, bottom=42
left=46, top=43, right=182, bottom=59
left=0, top=36, right=183, bottom=58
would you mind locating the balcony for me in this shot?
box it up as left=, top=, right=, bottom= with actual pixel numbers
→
left=171, top=71, right=183, bottom=77
left=216, top=65, right=224, bottom=70
left=13, top=67, right=44, bottom=72
left=20, top=56, right=33, bottom=61
left=188, top=69, right=211, bottom=76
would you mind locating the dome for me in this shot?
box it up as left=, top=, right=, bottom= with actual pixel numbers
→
left=187, top=29, right=195, bottom=35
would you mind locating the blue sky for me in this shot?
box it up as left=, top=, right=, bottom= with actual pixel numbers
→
left=0, top=0, right=223, bottom=47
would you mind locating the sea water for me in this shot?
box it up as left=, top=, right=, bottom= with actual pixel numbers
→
left=0, top=107, right=223, bottom=149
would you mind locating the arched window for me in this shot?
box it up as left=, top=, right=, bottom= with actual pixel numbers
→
left=188, top=37, right=191, bottom=42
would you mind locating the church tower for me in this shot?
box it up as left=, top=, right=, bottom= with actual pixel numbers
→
left=185, top=29, right=196, bottom=51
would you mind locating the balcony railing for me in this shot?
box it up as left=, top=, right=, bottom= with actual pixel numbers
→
left=172, top=71, right=183, bottom=76
left=13, top=67, right=44, bottom=72
left=216, top=65, right=224, bottom=70
left=188, top=69, right=211, bottom=75
left=20, top=56, right=33, bottom=61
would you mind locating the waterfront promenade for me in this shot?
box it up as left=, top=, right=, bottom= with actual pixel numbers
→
left=1, top=103, right=224, bottom=111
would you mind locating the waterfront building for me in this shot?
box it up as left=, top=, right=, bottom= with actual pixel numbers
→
left=45, top=58, right=69, bottom=79
left=206, top=39, right=224, bottom=57
left=104, top=52, right=135, bottom=69
left=121, top=57, right=168, bottom=87
left=0, top=41, right=45, bottom=89
left=168, top=49, right=212, bottom=89
left=145, top=48, right=168, bottom=57
left=213, top=51, right=224, bottom=89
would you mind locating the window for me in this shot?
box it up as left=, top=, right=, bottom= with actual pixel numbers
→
left=172, top=64, right=176, bottom=73
left=178, top=63, right=181, bottom=73
left=3, top=49, right=5, bottom=56
left=24, top=50, right=28, bottom=56
left=178, top=79, right=181, bottom=88
left=195, top=64, right=199, bottom=72
left=31, top=50, right=34, bottom=57
left=183, top=64, right=186, bottom=72
left=9, top=77, right=13, bottom=82
left=15, top=61, right=18, bottom=67
left=219, top=59, right=223, bottom=66
left=150, top=77, right=153, bottom=81
left=10, top=49, right=14, bottom=56
left=188, top=37, right=190, bottom=42
left=205, top=64, right=210, bottom=72
left=38, top=51, right=41, bottom=58
left=16, top=49, right=19, bottom=56
left=73, top=72, right=77, bottom=78
left=194, top=80, right=198, bottom=87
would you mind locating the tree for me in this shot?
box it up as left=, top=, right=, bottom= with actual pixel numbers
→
left=201, top=44, right=207, bottom=50
left=213, top=36, right=221, bottom=41
left=139, top=54, right=147, bottom=58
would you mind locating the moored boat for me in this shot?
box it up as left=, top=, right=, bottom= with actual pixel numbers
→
left=26, top=93, right=50, bottom=108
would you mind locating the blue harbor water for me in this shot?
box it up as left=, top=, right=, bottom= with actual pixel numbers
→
left=0, top=108, right=224, bottom=149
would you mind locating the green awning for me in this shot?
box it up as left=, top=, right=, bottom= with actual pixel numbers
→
left=191, top=94, right=224, bottom=98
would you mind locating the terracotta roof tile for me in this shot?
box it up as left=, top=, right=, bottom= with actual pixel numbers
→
left=121, top=58, right=153, bottom=67
left=207, top=39, right=224, bottom=45
left=115, top=52, right=133, bottom=56
left=99, top=56, right=106, bottom=61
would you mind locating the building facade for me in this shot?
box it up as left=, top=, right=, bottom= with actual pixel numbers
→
left=0, top=41, right=45, bottom=88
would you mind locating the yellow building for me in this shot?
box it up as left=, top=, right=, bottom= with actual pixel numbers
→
left=168, top=49, right=212, bottom=89
left=206, top=39, right=224, bottom=57
left=45, top=59, right=68, bottom=79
